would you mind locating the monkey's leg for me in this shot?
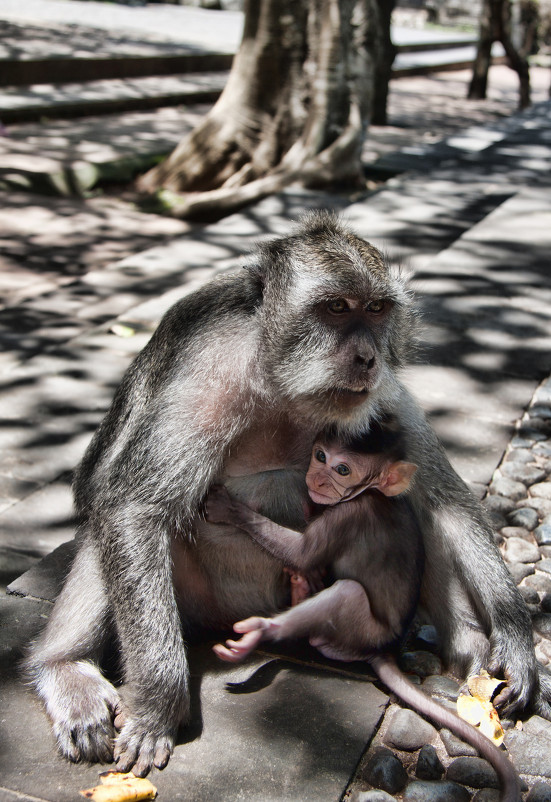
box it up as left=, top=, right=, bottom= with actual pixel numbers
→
left=214, top=581, right=384, bottom=664
left=25, top=537, right=120, bottom=764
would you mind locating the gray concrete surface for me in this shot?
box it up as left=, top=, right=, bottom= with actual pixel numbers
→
left=2, top=3, right=551, bottom=800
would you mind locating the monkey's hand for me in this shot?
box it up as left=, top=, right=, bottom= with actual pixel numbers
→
left=486, top=637, right=544, bottom=719
left=204, top=485, right=242, bottom=525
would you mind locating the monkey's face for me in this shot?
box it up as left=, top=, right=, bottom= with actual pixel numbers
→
left=253, top=218, right=415, bottom=427
left=264, top=282, right=410, bottom=426
left=305, top=441, right=375, bottom=505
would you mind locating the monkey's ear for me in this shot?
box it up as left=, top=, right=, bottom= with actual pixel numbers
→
left=377, top=462, right=417, bottom=497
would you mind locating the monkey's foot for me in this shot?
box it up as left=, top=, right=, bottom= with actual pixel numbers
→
left=213, top=617, right=278, bottom=663
left=38, top=660, right=121, bottom=764
left=114, top=720, right=175, bottom=777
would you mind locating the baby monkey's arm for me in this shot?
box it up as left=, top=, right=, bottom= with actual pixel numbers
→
left=205, top=485, right=342, bottom=570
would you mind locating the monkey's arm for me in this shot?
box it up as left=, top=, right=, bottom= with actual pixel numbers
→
left=206, top=485, right=344, bottom=569
left=396, top=385, right=547, bottom=718
left=74, top=276, right=265, bottom=775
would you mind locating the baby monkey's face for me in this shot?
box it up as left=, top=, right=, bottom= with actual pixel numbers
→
left=305, top=441, right=374, bottom=506
left=305, top=440, right=417, bottom=506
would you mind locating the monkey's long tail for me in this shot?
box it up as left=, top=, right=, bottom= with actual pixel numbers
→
left=370, top=653, right=521, bottom=802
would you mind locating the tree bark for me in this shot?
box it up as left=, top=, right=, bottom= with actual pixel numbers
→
left=371, top=0, right=397, bottom=126
left=137, top=0, right=384, bottom=219
left=468, top=0, right=531, bottom=109
left=469, top=0, right=493, bottom=100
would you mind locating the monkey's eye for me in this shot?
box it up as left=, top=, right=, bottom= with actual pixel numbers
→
left=336, top=464, right=351, bottom=476
left=366, top=299, right=385, bottom=313
left=314, top=449, right=326, bottom=463
left=327, top=298, right=349, bottom=314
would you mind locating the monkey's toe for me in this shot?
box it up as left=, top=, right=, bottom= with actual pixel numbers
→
left=55, top=718, right=115, bottom=765
left=114, top=722, right=175, bottom=776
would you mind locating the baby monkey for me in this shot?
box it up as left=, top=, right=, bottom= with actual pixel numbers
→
left=206, top=419, right=520, bottom=802
left=208, top=417, right=421, bottom=663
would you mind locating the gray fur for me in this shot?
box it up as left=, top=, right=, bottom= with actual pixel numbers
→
left=25, top=211, right=550, bottom=777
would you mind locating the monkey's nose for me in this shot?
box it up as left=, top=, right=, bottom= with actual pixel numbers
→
left=355, top=354, right=375, bottom=369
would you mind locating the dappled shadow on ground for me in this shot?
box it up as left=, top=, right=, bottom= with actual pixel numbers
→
left=366, top=65, right=550, bottom=160
left=0, top=19, right=203, bottom=62
left=1, top=70, right=550, bottom=535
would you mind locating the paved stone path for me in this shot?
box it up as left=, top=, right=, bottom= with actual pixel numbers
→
left=2, top=4, right=551, bottom=800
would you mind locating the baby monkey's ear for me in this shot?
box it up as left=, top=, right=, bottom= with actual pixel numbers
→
left=376, top=462, right=417, bottom=497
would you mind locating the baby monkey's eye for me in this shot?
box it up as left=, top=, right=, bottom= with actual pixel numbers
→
left=336, top=464, right=351, bottom=476
left=327, top=299, right=349, bottom=314
left=366, top=299, right=385, bottom=313
left=315, top=449, right=326, bottom=463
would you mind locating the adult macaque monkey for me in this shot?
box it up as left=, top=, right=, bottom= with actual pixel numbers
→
left=27, top=212, right=550, bottom=778
left=207, top=424, right=521, bottom=802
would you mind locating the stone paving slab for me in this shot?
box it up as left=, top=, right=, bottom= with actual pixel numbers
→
left=0, top=18, right=228, bottom=63
left=0, top=0, right=245, bottom=54
left=0, top=592, right=388, bottom=802
left=1, top=48, right=551, bottom=800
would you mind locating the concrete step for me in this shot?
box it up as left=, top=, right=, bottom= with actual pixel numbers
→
left=393, top=41, right=505, bottom=77
left=0, top=50, right=491, bottom=127
left=0, top=17, right=476, bottom=88
left=0, top=71, right=227, bottom=124
left=1, top=52, right=234, bottom=88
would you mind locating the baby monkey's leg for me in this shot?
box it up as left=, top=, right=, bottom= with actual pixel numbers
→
left=213, top=580, right=376, bottom=663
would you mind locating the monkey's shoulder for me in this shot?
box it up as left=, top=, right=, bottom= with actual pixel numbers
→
left=152, top=272, right=261, bottom=346
left=119, top=273, right=265, bottom=401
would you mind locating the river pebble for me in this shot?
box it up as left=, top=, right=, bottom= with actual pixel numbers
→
left=524, top=573, right=551, bottom=592
left=384, top=709, right=438, bottom=751
left=501, top=524, right=532, bottom=539
left=505, top=448, right=537, bottom=464
left=484, top=494, right=516, bottom=515
left=472, top=791, right=500, bottom=802
left=415, top=744, right=444, bottom=780
left=361, top=747, right=408, bottom=794
left=421, top=674, right=460, bottom=701
left=502, top=537, right=541, bottom=563
left=533, top=613, right=551, bottom=637
left=508, top=507, right=540, bottom=529
left=399, top=651, right=441, bottom=677
left=507, top=561, right=535, bottom=583
left=439, top=728, right=479, bottom=757
left=402, top=779, right=470, bottom=802
left=527, top=782, right=551, bottom=801
left=356, top=791, right=395, bottom=802
left=500, top=463, right=546, bottom=485
left=520, top=585, right=540, bottom=604
left=490, top=477, right=527, bottom=500
left=446, top=756, right=498, bottom=789
left=532, top=483, right=551, bottom=500
left=535, top=524, right=551, bottom=546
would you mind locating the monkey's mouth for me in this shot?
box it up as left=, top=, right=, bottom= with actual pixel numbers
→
left=334, top=387, right=369, bottom=398
left=308, top=489, right=335, bottom=505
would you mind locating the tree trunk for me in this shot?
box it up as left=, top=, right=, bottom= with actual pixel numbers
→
left=137, top=0, right=383, bottom=219
left=468, top=0, right=531, bottom=109
left=468, top=0, right=493, bottom=99
left=371, top=0, right=397, bottom=126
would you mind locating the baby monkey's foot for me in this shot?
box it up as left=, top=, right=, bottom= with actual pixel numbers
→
left=212, top=617, right=279, bottom=662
